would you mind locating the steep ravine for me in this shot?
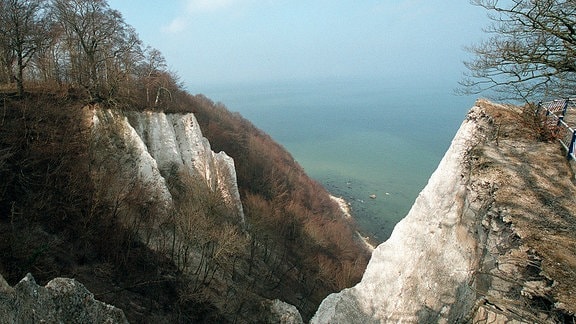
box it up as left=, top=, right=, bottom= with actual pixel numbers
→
left=312, top=99, right=576, bottom=323
left=3, top=96, right=574, bottom=322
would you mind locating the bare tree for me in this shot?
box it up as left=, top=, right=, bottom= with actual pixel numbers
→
left=460, top=0, right=576, bottom=101
left=0, top=0, right=165, bottom=102
left=52, top=0, right=140, bottom=99
left=0, top=3, right=14, bottom=85
left=0, top=0, right=49, bottom=96
left=100, top=23, right=141, bottom=98
left=138, top=46, right=167, bottom=107
left=31, top=22, right=66, bottom=85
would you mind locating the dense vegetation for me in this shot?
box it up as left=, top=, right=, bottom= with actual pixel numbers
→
left=0, top=0, right=370, bottom=322
left=0, top=0, right=180, bottom=106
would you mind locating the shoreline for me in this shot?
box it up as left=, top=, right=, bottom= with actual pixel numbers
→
left=330, top=195, right=376, bottom=252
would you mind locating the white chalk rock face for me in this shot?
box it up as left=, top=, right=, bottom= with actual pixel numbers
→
left=126, top=111, right=244, bottom=222
left=90, top=109, right=244, bottom=223
left=312, top=106, right=489, bottom=323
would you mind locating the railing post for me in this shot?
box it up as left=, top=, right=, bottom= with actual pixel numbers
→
left=558, top=99, right=569, bottom=126
left=536, top=101, right=542, bottom=116
left=542, top=101, right=551, bottom=117
left=568, top=130, right=576, bottom=160
left=561, top=98, right=570, bottom=117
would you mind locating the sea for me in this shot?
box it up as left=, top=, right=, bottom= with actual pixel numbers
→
left=193, top=78, right=478, bottom=242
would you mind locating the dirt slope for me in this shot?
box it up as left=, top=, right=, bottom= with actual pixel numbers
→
left=470, top=99, right=576, bottom=322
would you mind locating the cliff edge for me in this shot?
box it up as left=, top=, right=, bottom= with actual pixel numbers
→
left=312, top=99, right=576, bottom=323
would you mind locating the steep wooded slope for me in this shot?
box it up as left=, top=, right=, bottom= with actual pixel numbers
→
left=0, top=90, right=370, bottom=322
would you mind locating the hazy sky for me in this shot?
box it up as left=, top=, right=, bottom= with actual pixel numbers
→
left=108, top=0, right=489, bottom=89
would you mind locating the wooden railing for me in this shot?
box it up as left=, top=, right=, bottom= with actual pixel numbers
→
left=537, top=98, right=576, bottom=160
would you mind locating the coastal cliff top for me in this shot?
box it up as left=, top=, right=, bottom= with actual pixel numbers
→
left=473, top=99, right=576, bottom=317
left=311, top=99, right=575, bottom=323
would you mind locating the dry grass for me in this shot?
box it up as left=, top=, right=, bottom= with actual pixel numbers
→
left=472, top=99, right=576, bottom=319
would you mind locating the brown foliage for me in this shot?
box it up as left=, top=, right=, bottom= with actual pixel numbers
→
left=0, top=87, right=370, bottom=321
left=0, top=94, right=189, bottom=322
left=159, top=92, right=371, bottom=319
left=185, top=94, right=371, bottom=295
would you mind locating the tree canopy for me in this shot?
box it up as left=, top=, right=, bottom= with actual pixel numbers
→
left=0, top=0, right=177, bottom=104
left=461, top=0, right=576, bottom=101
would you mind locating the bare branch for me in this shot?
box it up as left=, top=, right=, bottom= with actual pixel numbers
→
left=462, top=0, right=576, bottom=101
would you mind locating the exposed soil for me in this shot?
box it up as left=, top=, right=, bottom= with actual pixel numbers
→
left=471, top=99, right=576, bottom=321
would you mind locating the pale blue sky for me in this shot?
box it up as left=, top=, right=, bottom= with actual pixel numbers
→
left=108, top=0, right=489, bottom=89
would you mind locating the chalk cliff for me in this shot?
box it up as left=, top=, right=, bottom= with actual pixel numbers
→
left=312, top=102, right=485, bottom=323
left=87, top=108, right=314, bottom=321
left=312, top=100, right=576, bottom=323
left=5, top=94, right=573, bottom=322
left=90, top=109, right=244, bottom=224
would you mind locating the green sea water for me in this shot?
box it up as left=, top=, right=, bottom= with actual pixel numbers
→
left=194, top=78, right=477, bottom=242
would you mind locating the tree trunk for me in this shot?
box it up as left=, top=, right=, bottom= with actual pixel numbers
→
left=16, top=55, right=24, bottom=97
